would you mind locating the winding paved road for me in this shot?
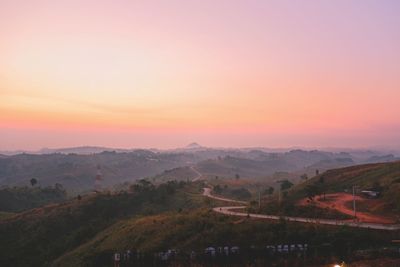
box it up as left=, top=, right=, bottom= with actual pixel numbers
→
left=203, top=187, right=247, bottom=204
left=203, top=187, right=400, bottom=231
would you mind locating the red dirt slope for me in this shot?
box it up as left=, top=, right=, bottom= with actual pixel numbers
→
left=298, top=193, right=395, bottom=224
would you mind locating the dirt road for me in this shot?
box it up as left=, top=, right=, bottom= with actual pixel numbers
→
left=298, top=193, right=395, bottom=224
left=203, top=188, right=400, bottom=231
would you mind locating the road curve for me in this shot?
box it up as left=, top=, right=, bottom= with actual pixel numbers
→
left=203, top=187, right=247, bottom=204
left=191, top=166, right=203, bottom=182
left=203, top=187, right=400, bottom=231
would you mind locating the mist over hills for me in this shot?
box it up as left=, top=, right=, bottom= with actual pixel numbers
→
left=1, top=143, right=399, bottom=156
left=0, top=145, right=398, bottom=194
left=0, top=146, right=134, bottom=156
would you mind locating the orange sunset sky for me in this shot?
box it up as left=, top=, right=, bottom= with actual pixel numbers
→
left=0, top=0, right=399, bottom=150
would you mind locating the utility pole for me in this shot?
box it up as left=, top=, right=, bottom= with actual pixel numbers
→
left=258, top=189, right=261, bottom=210
left=276, top=180, right=284, bottom=213
left=278, top=187, right=281, bottom=205
left=352, top=185, right=357, bottom=219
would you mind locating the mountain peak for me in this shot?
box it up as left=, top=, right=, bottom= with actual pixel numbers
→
left=186, top=142, right=202, bottom=149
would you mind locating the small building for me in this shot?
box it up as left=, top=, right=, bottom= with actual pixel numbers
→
left=361, top=190, right=380, bottom=198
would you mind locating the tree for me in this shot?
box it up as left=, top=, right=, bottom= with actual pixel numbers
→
left=372, top=181, right=383, bottom=192
left=213, top=185, right=222, bottom=194
left=235, top=174, right=240, bottom=180
left=268, top=186, right=274, bottom=195
left=306, top=184, right=323, bottom=201
left=280, top=180, right=293, bottom=191
left=130, top=179, right=155, bottom=192
left=319, top=176, right=326, bottom=200
left=231, top=188, right=251, bottom=200
left=204, top=197, right=211, bottom=207
left=250, top=200, right=258, bottom=206
left=315, top=169, right=320, bottom=176
left=30, top=178, right=38, bottom=187
left=300, top=174, right=308, bottom=180
left=263, top=186, right=274, bottom=196
left=55, top=183, right=64, bottom=191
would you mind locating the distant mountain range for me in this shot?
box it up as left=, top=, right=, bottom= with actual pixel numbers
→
left=0, top=143, right=206, bottom=155
left=0, top=146, right=134, bottom=156
left=2, top=144, right=399, bottom=156
left=0, top=146, right=398, bottom=193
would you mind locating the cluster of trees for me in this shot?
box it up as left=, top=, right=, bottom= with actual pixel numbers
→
left=213, top=184, right=223, bottom=194
left=305, top=176, right=326, bottom=201
left=0, top=183, right=67, bottom=212
left=262, top=186, right=274, bottom=196
left=130, top=179, right=186, bottom=196
left=279, top=180, right=293, bottom=191
left=212, top=184, right=251, bottom=200
left=130, top=179, right=155, bottom=192
left=230, top=188, right=252, bottom=200
left=212, top=180, right=294, bottom=205
left=30, top=178, right=38, bottom=186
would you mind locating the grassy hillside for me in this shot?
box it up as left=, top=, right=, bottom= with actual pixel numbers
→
left=0, top=181, right=211, bottom=267
left=0, top=175, right=399, bottom=267
left=53, top=209, right=398, bottom=267
left=0, top=211, right=14, bottom=220
left=292, top=161, right=400, bottom=193
left=303, top=161, right=399, bottom=189
left=253, top=161, right=400, bottom=219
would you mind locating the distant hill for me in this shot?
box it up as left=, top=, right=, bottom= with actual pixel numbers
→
left=153, top=166, right=200, bottom=182
left=38, top=146, right=132, bottom=155
left=156, top=150, right=362, bottom=181
left=0, top=151, right=201, bottom=193
left=364, top=154, right=398, bottom=164
left=0, top=146, right=129, bottom=156
left=196, top=156, right=297, bottom=178
left=300, top=157, right=355, bottom=176
left=1, top=148, right=398, bottom=194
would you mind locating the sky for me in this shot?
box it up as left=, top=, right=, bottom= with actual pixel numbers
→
left=0, top=0, right=399, bottom=150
